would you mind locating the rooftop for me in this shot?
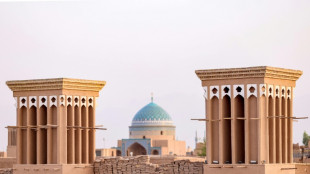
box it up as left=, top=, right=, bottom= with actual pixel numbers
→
left=6, top=78, right=106, bottom=92
left=195, top=66, right=303, bottom=81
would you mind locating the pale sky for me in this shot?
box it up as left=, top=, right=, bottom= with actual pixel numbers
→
left=0, top=0, right=310, bottom=151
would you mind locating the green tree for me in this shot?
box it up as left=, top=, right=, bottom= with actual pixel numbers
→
left=197, top=140, right=206, bottom=157
left=302, top=131, right=310, bottom=146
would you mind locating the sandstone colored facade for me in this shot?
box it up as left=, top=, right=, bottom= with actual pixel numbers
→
left=195, top=66, right=303, bottom=174
left=6, top=78, right=105, bottom=174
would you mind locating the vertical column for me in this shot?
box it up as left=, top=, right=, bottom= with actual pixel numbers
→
left=231, top=86, right=236, bottom=164
left=47, top=98, right=52, bottom=164
left=16, top=97, right=22, bottom=164
left=259, top=84, right=268, bottom=163
left=205, top=87, right=212, bottom=164
left=8, top=129, right=11, bottom=146
left=287, top=87, right=293, bottom=163
left=37, top=101, right=42, bottom=164
left=218, top=88, right=223, bottom=164
left=257, top=86, right=262, bottom=163
left=244, top=88, right=249, bottom=164
left=89, top=97, right=95, bottom=163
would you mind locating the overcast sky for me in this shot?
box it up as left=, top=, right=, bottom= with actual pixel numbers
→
left=0, top=0, right=310, bottom=151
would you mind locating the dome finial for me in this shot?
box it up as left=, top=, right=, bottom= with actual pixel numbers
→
left=151, top=92, right=154, bottom=103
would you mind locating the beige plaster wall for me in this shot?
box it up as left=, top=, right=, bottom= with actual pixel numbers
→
left=96, top=149, right=117, bottom=157
left=204, top=164, right=297, bottom=174
left=12, top=164, right=93, bottom=174
left=0, top=158, right=16, bottom=169
left=7, top=147, right=16, bottom=158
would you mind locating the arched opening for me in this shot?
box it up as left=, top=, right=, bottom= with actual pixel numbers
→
left=67, top=105, right=74, bottom=164
left=211, top=96, right=219, bottom=163
left=152, top=150, right=159, bottom=155
left=88, top=106, right=95, bottom=163
left=143, top=136, right=146, bottom=139
left=116, top=150, right=121, bottom=156
left=235, top=95, right=245, bottom=164
left=281, top=97, right=286, bottom=163
left=222, top=95, right=231, bottom=163
left=268, top=96, right=274, bottom=163
left=29, top=106, right=37, bottom=164
left=287, top=98, right=292, bottom=163
left=19, top=106, right=27, bottom=164
left=249, top=96, right=258, bottom=163
left=112, top=151, right=114, bottom=156
left=81, top=106, right=87, bottom=164
left=74, top=105, right=81, bottom=164
left=127, top=143, right=147, bottom=156
left=39, top=106, right=47, bottom=164
left=50, top=105, right=57, bottom=164
left=160, top=131, right=163, bottom=135
left=275, top=96, right=280, bottom=163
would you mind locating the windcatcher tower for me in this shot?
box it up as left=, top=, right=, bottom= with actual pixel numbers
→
left=195, top=66, right=303, bottom=174
left=6, top=78, right=106, bottom=174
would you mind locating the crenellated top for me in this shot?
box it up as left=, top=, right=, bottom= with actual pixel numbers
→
left=195, top=66, right=303, bottom=81
left=6, top=78, right=106, bottom=92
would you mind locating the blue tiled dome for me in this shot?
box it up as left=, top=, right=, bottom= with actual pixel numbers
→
left=132, top=102, right=172, bottom=122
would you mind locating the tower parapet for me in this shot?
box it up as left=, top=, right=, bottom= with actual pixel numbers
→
left=195, top=66, right=303, bottom=174
left=6, top=78, right=106, bottom=174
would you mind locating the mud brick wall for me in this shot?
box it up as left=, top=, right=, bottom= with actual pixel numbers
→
left=93, top=156, right=203, bottom=174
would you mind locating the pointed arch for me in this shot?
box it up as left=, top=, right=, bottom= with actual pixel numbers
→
left=39, top=105, right=47, bottom=164
left=127, top=143, right=147, bottom=156
left=18, top=106, right=27, bottom=164
left=222, top=95, right=231, bottom=163
left=210, top=96, right=219, bottom=163
left=268, top=96, right=274, bottom=163
left=67, top=105, right=74, bottom=164
left=29, top=106, right=37, bottom=164
left=281, top=96, right=286, bottom=163
left=88, top=106, right=95, bottom=163
left=275, top=96, right=281, bottom=163
left=235, top=95, right=245, bottom=163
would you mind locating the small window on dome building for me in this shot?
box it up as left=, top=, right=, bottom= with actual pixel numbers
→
left=160, top=131, right=163, bottom=135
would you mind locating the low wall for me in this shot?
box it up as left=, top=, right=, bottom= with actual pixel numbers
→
left=149, top=156, right=205, bottom=165
left=0, top=168, right=12, bottom=174
left=94, top=156, right=204, bottom=174
left=295, top=163, right=310, bottom=174
left=0, top=158, right=16, bottom=169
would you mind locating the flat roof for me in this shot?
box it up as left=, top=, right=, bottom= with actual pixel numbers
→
left=195, top=66, right=302, bottom=81
left=6, top=78, right=106, bottom=92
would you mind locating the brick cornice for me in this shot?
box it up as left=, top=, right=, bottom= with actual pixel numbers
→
left=195, top=66, right=302, bottom=81
left=6, top=78, right=106, bottom=92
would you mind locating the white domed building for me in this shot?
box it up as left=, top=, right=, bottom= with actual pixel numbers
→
left=115, top=100, right=186, bottom=156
